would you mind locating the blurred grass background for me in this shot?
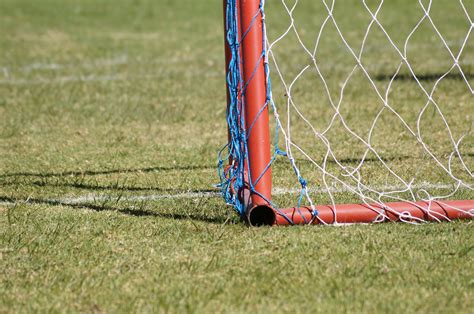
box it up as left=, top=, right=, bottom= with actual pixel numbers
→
left=0, top=0, right=473, bottom=312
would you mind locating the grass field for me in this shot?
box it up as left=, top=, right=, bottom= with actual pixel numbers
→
left=1, top=0, right=473, bottom=312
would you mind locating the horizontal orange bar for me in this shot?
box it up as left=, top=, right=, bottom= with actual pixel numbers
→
left=275, top=200, right=474, bottom=225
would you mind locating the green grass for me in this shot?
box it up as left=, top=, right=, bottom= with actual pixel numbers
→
left=0, top=0, right=473, bottom=312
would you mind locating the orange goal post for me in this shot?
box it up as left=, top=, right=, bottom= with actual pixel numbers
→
left=219, top=0, right=474, bottom=226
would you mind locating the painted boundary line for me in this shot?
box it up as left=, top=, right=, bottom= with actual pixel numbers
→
left=1, top=182, right=470, bottom=207
left=0, top=71, right=221, bottom=86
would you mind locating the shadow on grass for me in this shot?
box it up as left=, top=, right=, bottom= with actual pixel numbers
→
left=279, top=153, right=473, bottom=167
left=0, top=155, right=427, bottom=179
left=375, top=72, right=473, bottom=82
left=0, top=180, right=219, bottom=194
left=0, top=195, right=228, bottom=224
left=0, top=164, right=214, bottom=179
left=277, top=155, right=413, bottom=166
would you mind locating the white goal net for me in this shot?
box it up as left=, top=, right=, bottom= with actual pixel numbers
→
left=263, top=0, right=473, bottom=223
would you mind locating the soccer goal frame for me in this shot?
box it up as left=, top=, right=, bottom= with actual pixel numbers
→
left=221, top=0, right=474, bottom=226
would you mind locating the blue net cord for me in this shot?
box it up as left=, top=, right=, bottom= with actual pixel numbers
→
left=218, top=0, right=315, bottom=222
left=218, top=0, right=246, bottom=216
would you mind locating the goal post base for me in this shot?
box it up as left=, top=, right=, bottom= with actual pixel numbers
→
left=246, top=200, right=474, bottom=226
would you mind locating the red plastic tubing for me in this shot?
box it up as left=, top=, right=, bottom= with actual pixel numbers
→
left=275, top=200, right=474, bottom=225
left=239, top=0, right=272, bottom=207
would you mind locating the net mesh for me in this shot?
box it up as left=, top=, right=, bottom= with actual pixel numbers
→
left=219, top=0, right=473, bottom=224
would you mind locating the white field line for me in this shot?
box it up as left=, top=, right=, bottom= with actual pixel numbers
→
left=1, top=40, right=471, bottom=74
left=0, top=71, right=221, bottom=86
left=0, top=182, right=469, bottom=207
left=1, top=55, right=129, bottom=74
left=0, top=54, right=222, bottom=82
left=0, top=54, right=216, bottom=75
left=61, top=191, right=220, bottom=204
left=2, top=52, right=471, bottom=86
left=0, top=53, right=221, bottom=85
left=0, top=73, right=163, bottom=86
